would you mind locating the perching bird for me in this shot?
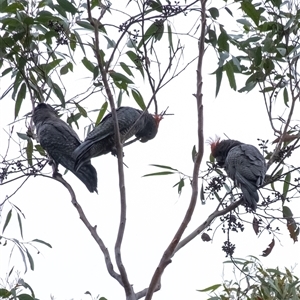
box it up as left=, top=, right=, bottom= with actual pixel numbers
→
left=73, top=106, right=162, bottom=171
left=209, top=138, right=267, bottom=211
left=32, top=103, right=98, bottom=193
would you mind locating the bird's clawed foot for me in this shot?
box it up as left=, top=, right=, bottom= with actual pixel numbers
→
left=111, top=146, right=124, bottom=158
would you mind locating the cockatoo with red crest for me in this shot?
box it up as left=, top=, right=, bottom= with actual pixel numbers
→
left=73, top=106, right=162, bottom=171
left=209, top=138, right=267, bottom=211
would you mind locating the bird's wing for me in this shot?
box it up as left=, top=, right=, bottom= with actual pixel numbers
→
left=85, top=107, right=141, bottom=143
left=37, top=118, right=81, bottom=166
left=226, top=144, right=266, bottom=187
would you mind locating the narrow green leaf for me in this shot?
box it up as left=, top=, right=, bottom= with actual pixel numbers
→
left=214, top=191, right=221, bottom=201
left=93, top=65, right=99, bottom=80
left=215, top=66, right=223, bottom=97
left=277, top=47, right=286, bottom=56
left=13, top=239, right=27, bottom=273
left=207, top=29, right=217, bottom=47
left=0, top=0, right=8, bottom=13
left=273, top=167, right=283, bottom=179
left=0, top=288, right=12, bottom=297
left=8, top=266, right=14, bottom=277
left=192, top=145, right=197, bottom=162
left=138, top=23, right=159, bottom=49
left=254, top=46, right=262, bottom=66
left=120, top=62, right=133, bottom=77
left=110, top=71, right=134, bottom=84
left=75, top=103, right=87, bottom=117
left=15, top=82, right=26, bottom=119
left=95, top=102, right=108, bottom=126
left=200, top=181, right=205, bottom=203
left=53, top=4, right=67, bottom=17
left=17, top=213, right=23, bottom=239
left=232, top=56, right=241, bottom=72
left=70, top=32, right=76, bottom=51
left=241, top=1, right=262, bottom=26
left=282, top=172, right=291, bottom=201
left=76, top=20, right=94, bottom=31
left=32, top=239, right=52, bottom=248
left=26, top=139, right=33, bottom=166
left=104, top=35, right=116, bottom=49
left=35, top=144, right=46, bottom=156
left=224, top=7, right=232, bottom=16
left=25, top=249, right=34, bottom=270
left=208, top=7, right=219, bottom=19
left=17, top=132, right=29, bottom=140
left=40, top=59, right=63, bottom=75
left=127, top=38, right=136, bottom=48
left=131, top=89, right=146, bottom=110
left=82, top=57, right=95, bottom=73
left=224, top=61, right=236, bottom=90
left=167, top=24, right=174, bottom=53
left=126, top=50, right=144, bottom=78
left=260, top=86, right=275, bottom=93
left=117, top=90, right=123, bottom=108
left=18, top=294, right=35, bottom=300
left=173, top=178, right=185, bottom=195
left=224, top=183, right=231, bottom=193
left=1, top=67, right=13, bottom=77
left=197, top=284, right=222, bottom=292
left=99, top=49, right=106, bottom=65
left=283, top=87, right=289, bottom=107
left=52, top=83, right=65, bottom=106
left=137, top=22, right=164, bottom=49
left=73, top=30, right=86, bottom=55
left=149, top=164, right=178, bottom=171
left=148, top=0, right=162, bottom=12
left=237, top=18, right=252, bottom=27
left=60, top=64, right=69, bottom=75
left=57, top=0, right=77, bottom=14
left=143, top=171, right=174, bottom=177
left=217, top=31, right=229, bottom=52
left=67, top=113, right=81, bottom=128
left=283, top=206, right=293, bottom=218
left=238, top=81, right=257, bottom=93
left=114, top=80, right=128, bottom=92
left=263, top=58, right=275, bottom=75
left=2, top=209, right=12, bottom=233
left=154, top=22, right=164, bottom=41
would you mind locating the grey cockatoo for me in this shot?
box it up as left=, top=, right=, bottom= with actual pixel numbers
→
left=33, top=103, right=98, bottom=193
left=73, top=106, right=162, bottom=171
left=210, top=138, right=267, bottom=211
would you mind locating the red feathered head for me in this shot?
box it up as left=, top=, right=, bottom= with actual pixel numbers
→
left=153, top=114, right=163, bottom=127
left=208, top=137, right=221, bottom=158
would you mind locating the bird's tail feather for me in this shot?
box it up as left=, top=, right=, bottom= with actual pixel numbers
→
left=73, top=143, right=93, bottom=172
left=241, top=185, right=259, bottom=211
left=59, top=158, right=98, bottom=193
left=75, top=163, right=98, bottom=193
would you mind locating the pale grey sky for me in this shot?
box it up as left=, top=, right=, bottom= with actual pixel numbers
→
left=1, top=2, right=300, bottom=300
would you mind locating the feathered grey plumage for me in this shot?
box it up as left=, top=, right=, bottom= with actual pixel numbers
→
left=210, top=139, right=266, bottom=211
left=73, top=106, right=160, bottom=171
left=33, top=103, right=98, bottom=193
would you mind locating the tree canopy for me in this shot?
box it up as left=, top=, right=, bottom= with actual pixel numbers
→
left=0, top=0, right=299, bottom=299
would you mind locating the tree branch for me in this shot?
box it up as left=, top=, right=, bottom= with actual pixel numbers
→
left=86, top=1, right=134, bottom=297
left=174, top=199, right=243, bottom=253
left=53, top=173, right=123, bottom=285
left=144, top=1, right=207, bottom=299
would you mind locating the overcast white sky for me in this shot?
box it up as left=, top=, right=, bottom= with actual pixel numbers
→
left=1, top=2, right=300, bottom=300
